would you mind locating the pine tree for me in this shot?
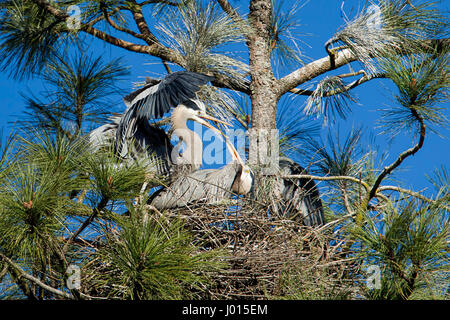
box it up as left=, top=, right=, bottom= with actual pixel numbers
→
left=0, top=0, right=448, bottom=300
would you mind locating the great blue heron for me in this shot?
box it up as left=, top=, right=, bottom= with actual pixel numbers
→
left=116, top=71, right=216, bottom=161
left=149, top=129, right=324, bottom=227
left=149, top=104, right=253, bottom=209
left=89, top=71, right=228, bottom=176
left=147, top=101, right=323, bottom=227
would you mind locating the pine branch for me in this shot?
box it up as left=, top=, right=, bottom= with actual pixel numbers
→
left=30, top=0, right=185, bottom=62
left=62, top=197, right=109, bottom=253
left=0, top=251, right=72, bottom=299
left=282, top=174, right=370, bottom=192
left=282, top=172, right=448, bottom=212
left=216, top=0, right=241, bottom=20
left=368, top=106, right=426, bottom=203
left=5, top=264, right=38, bottom=300
left=85, top=5, right=126, bottom=27
left=100, top=1, right=147, bottom=41
left=161, top=59, right=172, bottom=73
left=290, top=71, right=383, bottom=96
left=377, top=185, right=450, bottom=211
left=277, top=38, right=449, bottom=96
left=0, top=263, right=8, bottom=281
left=27, top=0, right=255, bottom=94
left=341, top=186, right=354, bottom=216
left=277, top=47, right=357, bottom=95
left=128, top=0, right=160, bottom=45
left=0, top=251, right=104, bottom=300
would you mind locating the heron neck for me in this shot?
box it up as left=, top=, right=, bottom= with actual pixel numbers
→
left=172, top=115, right=203, bottom=167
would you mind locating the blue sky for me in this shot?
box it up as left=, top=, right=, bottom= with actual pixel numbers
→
left=0, top=0, right=448, bottom=196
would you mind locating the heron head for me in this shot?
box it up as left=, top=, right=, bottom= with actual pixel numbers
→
left=172, top=104, right=242, bottom=164
left=241, top=165, right=253, bottom=182
left=172, top=104, right=230, bottom=128
left=232, top=164, right=254, bottom=195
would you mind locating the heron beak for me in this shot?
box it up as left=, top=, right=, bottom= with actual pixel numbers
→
left=198, top=113, right=231, bottom=127
left=197, top=118, right=243, bottom=164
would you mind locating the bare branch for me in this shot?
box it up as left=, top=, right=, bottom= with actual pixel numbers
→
left=85, top=6, right=126, bottom=27
left=377, top=185, right=450, bottom=211
left=216, top=0, right=241, bottom=20
left=368, top=109, right=426, bottom=202
left=161, top=59, right=173, bottom=73
left=277, top=48, right=356, bottom=95
left=319, top=72, right=383, bottom=96
left=5, top=265, right=37, bottom=300
left=0, top=252, right=73, bottom=299
left=282, top=173, right=447, bottom=210
left=100, top=2, right=147, bottom=41
left=282, top=174, right=370, bottom=192
left=289, top=71, right=384, bottom=96
left=63, top=197, right=109, bottom=253
left=0, top=252, right=105, bottom=300
left=129, top=0, right=160, bottom=45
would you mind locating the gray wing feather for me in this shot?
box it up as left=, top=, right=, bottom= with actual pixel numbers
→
left=125, top=71, right=213, bottom=119
left=151, top=162, right=240, bottom=209
left=278, top=157, right=324, bottom=227
left=88, top=113, right=173, bottom=176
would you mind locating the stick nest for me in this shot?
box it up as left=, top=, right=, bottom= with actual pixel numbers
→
left=158, top=199, right=361, bottom=300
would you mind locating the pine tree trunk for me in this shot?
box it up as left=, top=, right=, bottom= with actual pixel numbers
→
left=248, top=0, right=279, bottom=174
left=247, top=0, right=280, bottom=209
left=248, top=0, right=277, bottom=132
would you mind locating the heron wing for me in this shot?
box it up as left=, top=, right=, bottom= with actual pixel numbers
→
left=116, top=71, right=214, bottom=156
left=133, top=119, right=173, bottom=175
left=123, top=71, right=214, bottom=118
left=279, top=157, right=325, bottom=227
left=150, top=162, right=240, bottom=209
